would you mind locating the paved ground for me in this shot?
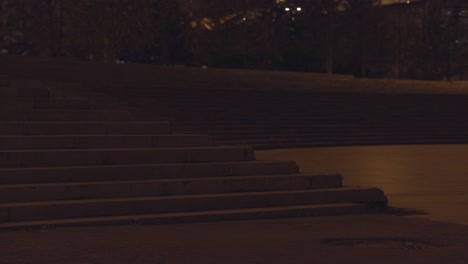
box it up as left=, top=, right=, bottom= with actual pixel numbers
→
left=4, top=56, right=468, bottom=95
left=257, top=144, right=468, bottom=225
left=1, top=144, right=468, bottom=264
left=1, top=214, right=468, bottom=264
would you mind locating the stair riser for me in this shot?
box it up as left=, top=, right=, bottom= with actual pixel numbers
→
left=0, top=161, right=299, bottom=184
left=0, top=123, right=171, bottom=135
left=0, top=148, right=255, bottom=167
left=0, top=135, right=212, bottom=150
left=0, top=175, right=342, bottom=202
left=0, top=189, right=386, bottom=222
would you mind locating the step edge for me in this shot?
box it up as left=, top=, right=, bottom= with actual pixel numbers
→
left=0, top=203, right=367, bottom=230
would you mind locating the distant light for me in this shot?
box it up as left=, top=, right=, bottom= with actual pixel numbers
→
left=243, top=17, right=246, bottom=21
left=406, top=0, right=410, bottom=4
left=297, top=7, right=302, bottom=11
left=285, top=7, right=290, bottom=11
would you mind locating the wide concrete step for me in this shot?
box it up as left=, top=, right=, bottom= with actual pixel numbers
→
left=173, top=115, right=465, bottom=125
left=174, top=124, right=348, bottom=132
left=187, top=129, right=332, bottom=136
left=14, top=88, right=50, bottom=98
left=10, top=80, right=83, bottom=98
left=0, top=74, right=9, bottom=85
left=0, top=110, right=134, bottom=121
left=0, top=161, right=299, bottom=184
left=0, top=98, right=91, bottom=110
left=0, top=134, right=213, bottom=150
left=0, top=203, right=368, bottom=230
left=0, top=187, right=386, bottom=222
left=0, top=174, right=342, bottom=202
left=0, top=146, right=255, bottom=168
left=214, top=134, right=468, bottom=144
left=31, top=100, right=128, bottom=110
left=34, top=99, right=90, bottom=110
left=0, top=122, right=171, bottom=135
left=172, top=116, right=350, bottom=123
left=199, top=126, right=468, bottom=136
left=172, top=114, right=465, bottom=122
left=213, top=131, right=468, bottom=141
left=0, top=98, right=130, bottom=110
left=248, top=139, right=468, bottom=149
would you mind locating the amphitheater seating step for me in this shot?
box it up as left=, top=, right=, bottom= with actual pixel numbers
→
left=0, top=173, right=343, bottom=203
left=0, top=146, right=256, bottom=168
left=0, top=122, right=171, bottom=135
left=0, top=134, right=213, bottom=149
left=0, top=187, right=385, bottom=222
left=0, top=161, right=300, bottom=184
left=0, top=203, right=368, bottom=231
left=0, top=75, right=387, bottom=229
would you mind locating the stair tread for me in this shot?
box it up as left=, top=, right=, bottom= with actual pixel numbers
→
left=0, top=186, right=379, bottom=207
left=0, top=121, right=169, bottom=124
left=0, top=203, right=366, bottom=229
left=0, top=134, right=207, bottom=138
left=10, top=110, right=130, bottom=112
left=0, top=146, right=251, bottom=153
left=0, top=173, right=337, bottom=188
left=0, top=160, right=294, bottom=171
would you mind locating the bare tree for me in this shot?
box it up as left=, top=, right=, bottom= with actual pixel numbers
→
left=414, top=0, right=466, bottom=80
left=65, top=0, right=154, bottom=62
left=300, top=0, right=344, bottom=74
left=343, top=0, right=382, bottom=77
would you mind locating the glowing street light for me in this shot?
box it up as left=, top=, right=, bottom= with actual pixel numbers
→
left=285, top=7, right=290, bottom=11
left=297, top=7, right=302, bottom=11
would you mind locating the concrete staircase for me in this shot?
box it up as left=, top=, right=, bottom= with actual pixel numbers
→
left=3, top=57, right=466, bottom=150
left=0, top=76, right=387, bottom=230
left=100, top=88, right=468, bottom=149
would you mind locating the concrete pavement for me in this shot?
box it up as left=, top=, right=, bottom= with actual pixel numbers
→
left=257, top=144, right=468, bottom=225
left=2, top=144, right=468, bottom=264
left=1, top=214, right=468, bottom=264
